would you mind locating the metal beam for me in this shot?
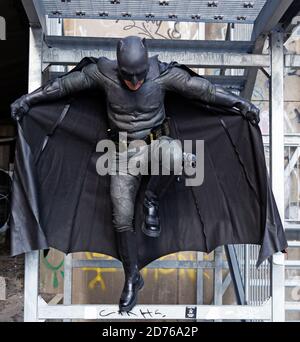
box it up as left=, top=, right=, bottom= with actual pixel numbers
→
left=252, top=0, right=294, bottom=42
left=285, top=302, right=300, bottom=311
left=21, top=0, right=47, bottom=33
left=242, top=0, right=294, bottom=99
left=72, top=259, right=229, bottom=269
left=224, top=245, right=246, bottom=305
left=263, top=134, right=300, bottom=146
left=270, top=30, right=285, bottom=233
left=269, top=29, right=285, bottom=323
left=285, top=222, right=300, bottom=231
left=43, top=36, right=267, bottom=68
left=220, top=23, right=233, bottom=77
left=24, top=27, right=43, bottom=323
left=285, top=54, right=300, bottom=69
left=24, top=251, right=39, bottom=322
left=63, top=254, right=72, bottom=306
left=44, top=51, right=268, bottom=68
left=28, top=28, right=43, bottom=92
left=43, top=48, right=269, bottom=69
left=196, top=252, right=204, bottom=305
left=45, top=36, right=255, bottom=53
left=284, top=147, right=299, bottom=182
left=63, top=254, right=73, bottom=322
left=214, top=247, right=223, bottom=306
left=279, top=1, right=300, bottom=34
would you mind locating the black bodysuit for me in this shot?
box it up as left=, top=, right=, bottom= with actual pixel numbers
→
left=57, top=55, right=216, bottom=140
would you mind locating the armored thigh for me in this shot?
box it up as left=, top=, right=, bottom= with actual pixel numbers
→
left=110, top=173, right=142, bottom=232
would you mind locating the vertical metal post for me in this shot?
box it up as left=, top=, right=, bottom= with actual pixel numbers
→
left=196, top=252, right=203, bottom=305
left=28, top=27, right=43, bottom=92
left=225, top=245, right=246, bottom=305
left=270, top=28, right=285, bottom=322
left=214, top=247, right=223, bottom=305
left=24, top=251, right=40, bottom=322
left=213, top=247, right=223, bottom=322
left=244, top=245, right=249, bottom=304
left=24, top=27, right=43, bottom=322
left=63, top=254, right=73, bottom=322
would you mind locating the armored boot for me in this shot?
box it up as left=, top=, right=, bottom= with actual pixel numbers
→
left=116, top=230, right=144, bottom=312
left=143, top=151, right=197, bottom=238
left=142, top=193, right=161, bottom=238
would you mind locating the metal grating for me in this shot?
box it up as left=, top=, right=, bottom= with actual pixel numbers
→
left=40, top=0, right=268, bottom=24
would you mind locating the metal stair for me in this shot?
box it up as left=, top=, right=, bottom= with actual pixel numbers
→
left=285, top=224, right=300, bottom=320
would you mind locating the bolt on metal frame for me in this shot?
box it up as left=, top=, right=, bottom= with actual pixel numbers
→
left=20, top=0, right=300, bottom=321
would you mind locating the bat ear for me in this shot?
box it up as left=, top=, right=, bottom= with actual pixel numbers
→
left=141, top=37, right=146, bottom=47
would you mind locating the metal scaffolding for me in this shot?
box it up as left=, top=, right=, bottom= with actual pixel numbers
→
left=20, top=0, right=300, bottom=321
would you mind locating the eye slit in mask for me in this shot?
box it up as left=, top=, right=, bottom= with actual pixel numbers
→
left=120, top=68, right=133, bottom=79
left=120, top=68, right=146, bottom=81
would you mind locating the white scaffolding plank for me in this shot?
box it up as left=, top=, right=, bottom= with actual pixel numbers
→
left=37, top=299, right=272, bottom=321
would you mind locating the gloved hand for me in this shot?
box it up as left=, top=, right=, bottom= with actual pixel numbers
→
left=239, top=102, right=260, bottom=125
left=10, top=95, right=30, bottom=122
left=213, top=86, right=260, bottom=125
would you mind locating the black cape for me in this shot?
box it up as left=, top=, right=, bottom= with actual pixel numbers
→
left=10, top=58, right=288, bottom=267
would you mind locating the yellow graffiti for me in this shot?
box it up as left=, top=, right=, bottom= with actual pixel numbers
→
left=81, top=252, right=210, bottom=290
left=81, top=252, right=117, bottom=290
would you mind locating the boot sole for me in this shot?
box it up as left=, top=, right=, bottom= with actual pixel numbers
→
left=141, top=222, right=161, bottom=238
left=119, top=276, right=144, bottom=313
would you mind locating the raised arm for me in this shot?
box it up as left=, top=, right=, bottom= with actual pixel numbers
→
left=11, top=63, right=101, bottom=121
left=158, top=65, right=260, bottom=124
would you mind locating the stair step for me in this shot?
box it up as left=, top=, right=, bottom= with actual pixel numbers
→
left=285, top=302, right=300, bottom=311
left=288, top=241, right=300, bottom=248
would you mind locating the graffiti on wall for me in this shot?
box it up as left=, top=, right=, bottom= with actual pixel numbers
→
left=42, top=251, right=210, bottom=290
left=81, top=251, right=210, bottom=291
left=81, top=252, right=117, bottom=290
left=42, top=255, right=64, bottom=288
left=119, top=20, right=181, bottom=39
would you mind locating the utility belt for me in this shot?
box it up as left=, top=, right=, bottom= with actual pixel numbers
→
left=108, top=118, right=171, bottom=149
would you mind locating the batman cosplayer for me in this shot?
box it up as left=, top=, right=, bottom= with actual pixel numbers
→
left=10, top=36, right=287, bottom=312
